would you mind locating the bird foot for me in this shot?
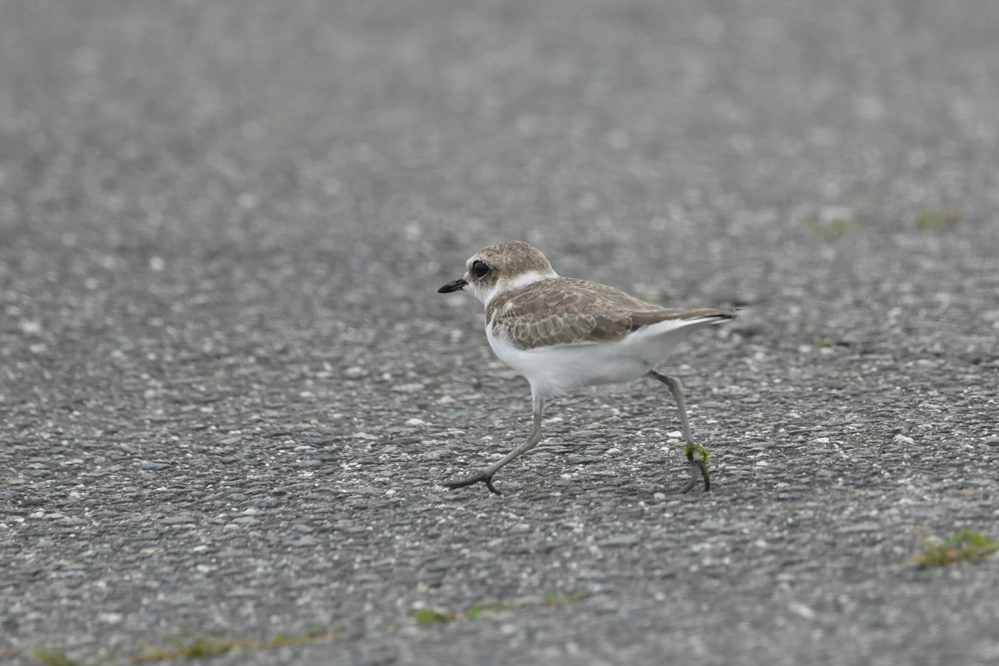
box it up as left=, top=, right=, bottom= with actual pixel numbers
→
left=679, top=444, right=711, bottom=493
left=444, top=470, right=501, bottom=495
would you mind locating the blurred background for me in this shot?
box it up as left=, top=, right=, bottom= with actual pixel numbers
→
left=3, top=0, right=997, bottom=331
left=2, top=0, right=999, bottom=662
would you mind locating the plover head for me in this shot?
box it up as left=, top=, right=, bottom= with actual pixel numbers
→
left=438, top=240, right=558, bottom=306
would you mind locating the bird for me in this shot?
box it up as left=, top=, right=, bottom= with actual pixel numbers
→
left=437, top=240, right=737, bottom=495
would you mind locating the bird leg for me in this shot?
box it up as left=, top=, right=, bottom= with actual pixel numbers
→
left=444, top=400, right=545, bottom=495
left=648, top=370, right=710, bottom=493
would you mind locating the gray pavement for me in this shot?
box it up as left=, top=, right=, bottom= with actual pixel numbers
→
left=2, top=0, right=999, bottom=664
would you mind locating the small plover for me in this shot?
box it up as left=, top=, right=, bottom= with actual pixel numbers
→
left=438, top=240, right=737, bottom=495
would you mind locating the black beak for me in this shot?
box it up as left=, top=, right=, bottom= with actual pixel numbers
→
left=437, top=278, right=467, bottom=293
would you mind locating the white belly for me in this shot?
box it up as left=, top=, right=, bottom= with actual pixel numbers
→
left=486, top=328, right=653, bottom=399
left=484, top=316, right=722, bottom=399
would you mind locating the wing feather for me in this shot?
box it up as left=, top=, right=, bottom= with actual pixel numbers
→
left=487, top=278, right=735, bottom=350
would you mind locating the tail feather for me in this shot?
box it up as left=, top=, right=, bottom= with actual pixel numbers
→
left=624, top=312, right=737, bottom=364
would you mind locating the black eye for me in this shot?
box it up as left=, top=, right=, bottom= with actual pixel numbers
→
left=472, top=260, right=490, bottom=279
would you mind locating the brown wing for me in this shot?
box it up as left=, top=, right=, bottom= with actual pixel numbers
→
left=487, top=278, right=734, bottom=350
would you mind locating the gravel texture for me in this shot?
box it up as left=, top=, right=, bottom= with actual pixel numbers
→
left=2, top=1, right=999, bottom=664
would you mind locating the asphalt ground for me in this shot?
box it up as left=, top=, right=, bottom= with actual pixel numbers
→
left=2, top=1, right=999, bottom=664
